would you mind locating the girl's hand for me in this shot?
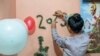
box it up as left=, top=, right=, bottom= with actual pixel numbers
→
left=53, top=10, right=64, bottom=20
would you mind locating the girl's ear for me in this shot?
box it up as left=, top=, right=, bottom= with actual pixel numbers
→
left=67, top=25, right=72, bottom=33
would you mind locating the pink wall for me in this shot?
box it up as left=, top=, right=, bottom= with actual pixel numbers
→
left=16, top=0, right=79, bottom=56
left=0, top=0, right=100, bottom=56
left=0, top=0, right=16, bottom=19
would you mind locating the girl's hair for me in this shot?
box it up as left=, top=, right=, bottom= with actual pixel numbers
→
left=68, top=13, right=84, bottom=33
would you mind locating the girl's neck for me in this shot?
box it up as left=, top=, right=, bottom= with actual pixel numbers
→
left=70, top=31, right=81, bottom=37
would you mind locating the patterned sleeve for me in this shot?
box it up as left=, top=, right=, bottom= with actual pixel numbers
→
left=51, top=28, right=67, bottom=48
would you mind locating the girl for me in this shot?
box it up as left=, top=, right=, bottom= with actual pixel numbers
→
left=51, top=10, right=90, bottom=56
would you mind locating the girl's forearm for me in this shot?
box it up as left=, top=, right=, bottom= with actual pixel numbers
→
left=51, top=21, right=56, bottom=29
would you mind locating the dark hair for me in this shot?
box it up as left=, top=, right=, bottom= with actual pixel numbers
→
left=68, top=13, right=84, bottom=33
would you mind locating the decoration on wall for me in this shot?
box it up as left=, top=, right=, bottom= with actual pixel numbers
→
left=37, top=14, right=66, bottom=29
left=81, top=0, right=100, bottom=53
left=88, top=17, right=100, bottom=53
left=46, top=18, right=52, bottom=24
left=54, top=16, right=57, bottom=21
left=37, top=15, right=46, bottom=29
left=80, top=0, right=93, bottom=33
left=0, top=19, right=28, bottom=55
left=60, top=22, right=66, bottom=27
left=24, top=16, right=36, bottom=35
left=55, top=16, right=66, bottom=27
left=82, top=0, right=100, bottom=3
left=34, top=36, right=49, bottom=56
left=54, top=16, right=58, bottom=23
